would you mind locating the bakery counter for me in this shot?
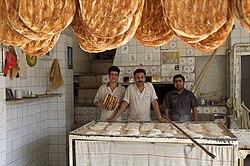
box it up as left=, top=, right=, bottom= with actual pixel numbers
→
left=69, top=121, right=238, bottom=166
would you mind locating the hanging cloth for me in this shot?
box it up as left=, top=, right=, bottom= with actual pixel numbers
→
left=49, top=58, right=64, bottom=91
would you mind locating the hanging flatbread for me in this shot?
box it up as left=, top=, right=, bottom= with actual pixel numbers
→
left=0, top=0, right=31, bottom=46
left=22, top=33, right=60, bottom=56
left=230, top=0, right=241, bottom=18
left=19, top=0, right=75, bottom=34
left=79, top=0, right=139, bottom=38
left=72, top=0, right=144, bottom=52
left=189, top=14, right=233, bottom=52
left=230, top=0, right=250, bottom=31
left=241, top=0, right=250, bottom=25
left=135, top=31, right=174, bottom=47
left=134, top=0, right=173, bottom=45
left=161, top=0, right=228, bottom=38
left=20, top=35, right=54, bottom=53
left=76, top=36, right=106, bottom=53
left=5, top=0, right=51, bottom=40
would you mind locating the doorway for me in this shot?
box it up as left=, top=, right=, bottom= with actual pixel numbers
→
left=241, top=55, right=250, bottom=108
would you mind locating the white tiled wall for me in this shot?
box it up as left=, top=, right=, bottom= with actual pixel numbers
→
left=6, top=100, right=49, bottom=166
left=5, top=57, right=49, bottom=95
left=114, top=38, right=161, bottom=66
left=114, top=36, right=229, bottom=67
left=113, top=32, right=231, bottom=98
left=0, top=32, right=74, bottom=166
left=47, top=34, right=74, bottom=166
left=230, top=21, right=250, bottom=46
left=0, top=76, right=6, bottom=166
left=198, top=106, right=228, bottom=114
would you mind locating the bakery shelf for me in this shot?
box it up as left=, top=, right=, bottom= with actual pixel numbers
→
left=5, top=93, right=61, bottom=104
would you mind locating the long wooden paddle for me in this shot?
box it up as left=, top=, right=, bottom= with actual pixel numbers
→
left=161, top=114, right=216, bottom=159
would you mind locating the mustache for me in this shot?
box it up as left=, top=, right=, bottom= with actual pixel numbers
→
left=138, top=81, right=143, bottom=83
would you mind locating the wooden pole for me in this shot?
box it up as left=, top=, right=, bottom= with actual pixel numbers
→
left=161, top=114, right=216, bottom=159
left=191, top=49, right=218, bottom=93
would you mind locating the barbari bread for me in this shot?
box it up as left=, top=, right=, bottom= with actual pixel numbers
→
left=20, top=35, right=54, bottom=53
left=189, top=13, right=233, bottom=52
left=161, top=0, right=228, bottom=38
left=71, top=0, right=144, bottom=52
left=71, top=7, right=106, bottom=53
left=87, top=0, right=144, bottom=50
left=134, top=0, right=173, bottom=47
left=0, top=0, right=31, bottom=46
left=241, top=0, right=250, bottom=26
left=76, top=36, right=106, bottom=53
left=163, top=16, right=207, bottom=43
left=135, top=0, right=172, bottom=41
left=230, top=0, right=250, bottom=31
left=79, top=0, right=139, bottom=38
left=5, top=0, right=51, bottom=40
left=22, top=33, right=60, bottom=56
left=19, top=0, right=75, bottom=34
left=230, top=0, right=241, bottom=18
left=102, top=94, right=119, bottom=110
left=135, top=31, right=174, bottom=47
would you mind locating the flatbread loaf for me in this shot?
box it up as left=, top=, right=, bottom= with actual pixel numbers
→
left=20, top=35, right=54, bottom=53
left=233, top=0, right=250, bottom=31
left=189, top=13, right=233, bottom=52
left=135, top=31, right=174, bottom=47
left=72, top=0, right=144, bottom=52
left=5, top=0, right=51, bottom=40
left=102, top=94, right=119, bottom=110
left=135, top=0, right=172, bottom=41
left=76, top=37, right=106, bottom=53
left=161, top=0, right=228, bottom=38
left=22, top=33, right=60, bottom=56
left=241, top=0, right=250, bottom=25
left=19, top=0, right=75, bottom=34
left=0, top=0, right=31, bottom=46
left=79, top=0, right=139, bottom=38
left=134, top=0, right=173, bottom=47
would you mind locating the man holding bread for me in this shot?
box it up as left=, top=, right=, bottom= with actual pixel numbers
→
left=94, top=66, right=126, bottom=121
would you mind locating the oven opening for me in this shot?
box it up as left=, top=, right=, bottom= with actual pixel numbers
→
left=153, top=84, right=175, bottom=106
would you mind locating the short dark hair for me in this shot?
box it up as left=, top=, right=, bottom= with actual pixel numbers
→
left=108, top=66, right=120, bottom=75
left=134, top=68, right=146, bottom=77
left=173, top=74, right=185, bottom=82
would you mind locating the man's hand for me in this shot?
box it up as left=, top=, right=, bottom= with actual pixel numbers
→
left=159, top=117, right=168, bottom=123
left=95, top=102, right=107, bottom=110
left=157, top=117, right=167, bottom=122
left=108, top=116, right=116, bottom=123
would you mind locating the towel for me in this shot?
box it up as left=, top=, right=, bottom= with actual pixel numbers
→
left=50, top=58, right=64, bottom=91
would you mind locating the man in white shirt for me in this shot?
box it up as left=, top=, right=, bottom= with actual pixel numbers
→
left=94, top=66, right=126, bottom=121
left=109, top=68, right=163, bottom=122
